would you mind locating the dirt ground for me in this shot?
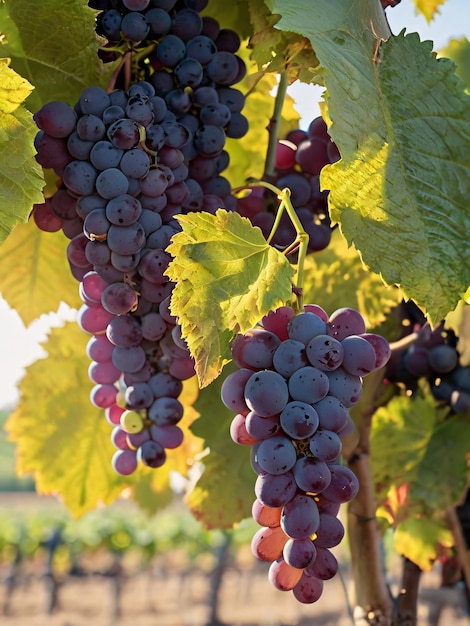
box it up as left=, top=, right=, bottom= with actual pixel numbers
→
left=0, top=494, right=469, bottom=626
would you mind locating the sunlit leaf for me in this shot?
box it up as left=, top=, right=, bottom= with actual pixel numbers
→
left=268, top=0, right=470, bottom=324
left=166, top=209, right=295, bottom=387
left=440, top=37, right=470, bottom=91
left=0, top=59, right=44, bottom=244
left=371, top=391, right=470, bottom=513
left=5, top=323, right=130, bottom=517
left=0, top=220, right=81, bottom=325
left=394, top=516, right=453, bottom=571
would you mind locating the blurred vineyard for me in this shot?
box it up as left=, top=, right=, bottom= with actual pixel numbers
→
left=1, top=410, right=469, bottom=625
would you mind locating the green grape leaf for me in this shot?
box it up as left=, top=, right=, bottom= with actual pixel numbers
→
left=0, top=220, right=81, bottom=326
left=5, top=322, right=131, bottom=517
left=371, top=392, right=470, bottom=515
left=440, top=38, right=470, bottom=92
left=166, top=209, right=295, bottom=388
left=302, top=229, right=403, bottom=329
left=410, top=412, right=470, bottom=510
left=0, top=59, right=44, bottom=245
left=0, top=0, right=109, bottom=111
left=185, top=362, right=254, bottom=529
left=412, top=0, right=447, bottom=22
left=268, top=0, right=470, bottom=324
left=246, top=0, right=319, bottom=84
left=394, top=516, right=453, bottom=571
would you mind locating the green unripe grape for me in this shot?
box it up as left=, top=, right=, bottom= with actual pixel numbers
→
left=120, top=410, right=144, bottom=434
left=116, top=390, right=127, bottom=409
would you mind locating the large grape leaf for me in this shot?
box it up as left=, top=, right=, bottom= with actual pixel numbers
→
left=166, top=210, right=295, bottom=388
left=185, top=362, right=254, bottom=529
left=245, top=0, right=319, bottom=84
left=0, top=219, right=81, bottom=326
left=0, top=59, right=44, bottom=245
left=268, top=0, right=470, bottom=324
left=302, top=229, right=403, bottom=330
left=4, top=322, right=131, bottom=517
left=0, top=0, right=109, bottom=111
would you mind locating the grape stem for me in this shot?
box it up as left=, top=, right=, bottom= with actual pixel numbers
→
left=107, top=50, right=132, bottom=93
left=263, top=71, right=288, bottom=180
left=233, top=180, right=308, bottom=311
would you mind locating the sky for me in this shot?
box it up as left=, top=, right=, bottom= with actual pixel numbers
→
left=0, top=0, right=469, bottom=409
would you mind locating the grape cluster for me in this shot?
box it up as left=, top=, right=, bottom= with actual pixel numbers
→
left=32, top=0, right=250, bottom=478
left=33, top=81, right=205, bottom=474
left=87, top=0, right=249, bottom=167
left=221, top=304, right=391, bottom=603
left=386, top=315, right=470, bottom=413
left=237, top=117, right=339, bottom=254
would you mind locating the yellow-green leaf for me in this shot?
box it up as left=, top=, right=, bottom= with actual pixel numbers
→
left=5, top=322, right=130, bottom=517
left=0, top=59, right=44, bottom=244
left=166, top=209, right=295, bottom=387
left=0, top=57, right=34, bottom=114
left=394, top=516, right=453, bottom=571
left=0, top=220, right=81, bottom=325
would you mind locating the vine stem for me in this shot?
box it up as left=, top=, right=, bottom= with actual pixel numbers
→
left=263, top=71, right=289, bottom=180
left=107, top=50, right=132, bottom=93
left=394, top=558, right=422, bottom=626
left=446, top=505, right=470, bottom=592
left=347, top=368, right=394, bottom=626
left=233, top=180, right=309, bottom=311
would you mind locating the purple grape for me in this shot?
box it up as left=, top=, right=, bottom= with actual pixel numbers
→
left=281, top=493, right=320, bottom=539
left=244, top=370, right=289, bottom=417
left=255, top=436, right=297, bottom=475
left=288, top=366, right=329, bottom=404
left=280, top=401, right=319, bottom=440
left=283, top=537, right=316, bottom=569
left=306, top=334, right=344, bottom=371
left=293, top=456, right=331, bottom=493
left=112, top=449, right=138, bottom=475
left=341, top=335, right=377, bottom=376
left=287, top=312, right=327, bottom=345
left=255, top=471, right=297, bottom=508
left=138, top=440, right=166, bottom=468
left=309, top=429, right=342, bottom=462
left=34, top=101, right=77, bottom=138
